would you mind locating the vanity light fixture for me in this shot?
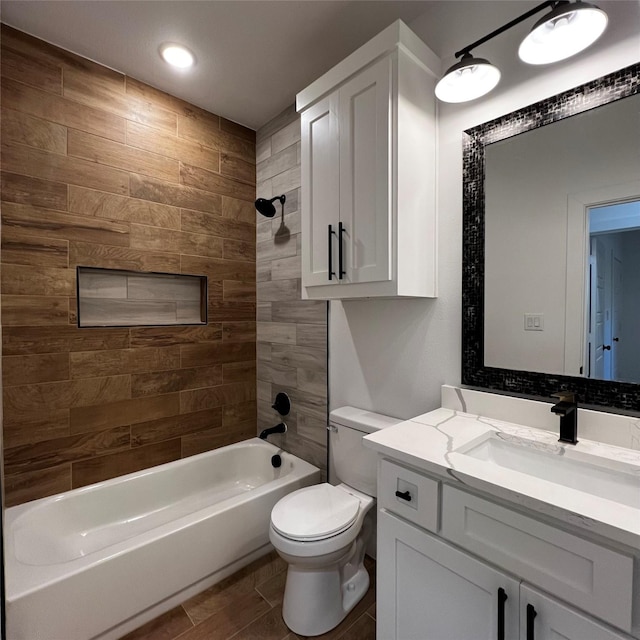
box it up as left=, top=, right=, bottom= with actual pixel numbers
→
left=519, top=1, right=608, bottom=64
left=159, top=43, right=195, bottom=69
left=435, top=0, right=608, bottom=103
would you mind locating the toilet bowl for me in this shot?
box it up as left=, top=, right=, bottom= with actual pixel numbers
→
left=269, top=406, right=402, bottom=636
left=270, top=483, right=374, bottom=636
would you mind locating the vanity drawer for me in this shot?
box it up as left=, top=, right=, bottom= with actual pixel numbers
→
left=440, top=485, right=634, bottom=633
left=378, top=459, right=439, bottom=533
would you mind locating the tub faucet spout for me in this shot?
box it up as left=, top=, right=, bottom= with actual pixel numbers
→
left=259, top=422, right=287, bottom=440
left=551, top=392, right=578, bottom=444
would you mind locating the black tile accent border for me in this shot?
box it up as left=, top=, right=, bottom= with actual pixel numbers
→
left=462, top=63, right=640, bottom=414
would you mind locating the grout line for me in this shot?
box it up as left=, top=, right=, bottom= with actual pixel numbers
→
left=180, top=603, right=197, bottom=628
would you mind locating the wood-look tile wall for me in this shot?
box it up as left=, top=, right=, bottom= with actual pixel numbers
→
left=0, top=25, right=257, bottom=507
left=256, top=106, right=328, bottom=476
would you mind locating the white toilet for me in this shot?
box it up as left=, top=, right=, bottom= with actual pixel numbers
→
left=269, top=406, right=401, bottom=636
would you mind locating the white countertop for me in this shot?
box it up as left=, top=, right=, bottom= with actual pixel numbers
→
left=364, top=408, right=640, bottom=550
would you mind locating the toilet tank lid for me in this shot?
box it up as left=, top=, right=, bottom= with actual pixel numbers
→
left=329, top=406, right=403, bottom=434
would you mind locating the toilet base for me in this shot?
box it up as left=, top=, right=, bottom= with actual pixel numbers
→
left=282, top=553, right=370, bottom=636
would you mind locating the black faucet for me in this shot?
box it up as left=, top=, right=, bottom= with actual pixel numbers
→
left=259, top=422, right=287, bottom=440
left=550, top=392, right=578, bottom=444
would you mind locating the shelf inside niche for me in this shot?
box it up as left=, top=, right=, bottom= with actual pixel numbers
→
left=77, top=267, right=207, bottom=328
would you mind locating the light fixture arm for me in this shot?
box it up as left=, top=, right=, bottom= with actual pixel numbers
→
left=455, top=0, right=558, bottom=58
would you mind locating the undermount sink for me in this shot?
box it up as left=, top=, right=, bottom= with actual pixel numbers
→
left=455, top=433, right=640, bottom=509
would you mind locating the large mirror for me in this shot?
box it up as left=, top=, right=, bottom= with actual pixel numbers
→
left=462, top=63, right=640, bottom=413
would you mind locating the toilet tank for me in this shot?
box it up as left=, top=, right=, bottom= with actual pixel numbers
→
left=329, top=406, right=402, bottom=497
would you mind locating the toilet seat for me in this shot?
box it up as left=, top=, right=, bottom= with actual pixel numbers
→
left=271, top=484, right=360, bottom=542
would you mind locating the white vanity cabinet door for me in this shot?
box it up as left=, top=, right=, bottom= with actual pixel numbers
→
left=300, top=92, right=339, bottom=287
left=520, top=585, right=633, bottom=640
left=338, top=55, right=392, bottom=286
left=378, top=510, right=519, bottom=640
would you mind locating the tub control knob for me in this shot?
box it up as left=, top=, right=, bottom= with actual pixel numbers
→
left=347, top=583, right=355, bottom=591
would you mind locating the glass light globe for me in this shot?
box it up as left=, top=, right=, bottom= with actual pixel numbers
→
left=519, top=2, right=608, bottom=65
left=435, top=55, right=501, bottom=103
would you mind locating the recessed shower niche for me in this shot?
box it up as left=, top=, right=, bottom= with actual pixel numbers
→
left=77, top=266, right=207, bottom=327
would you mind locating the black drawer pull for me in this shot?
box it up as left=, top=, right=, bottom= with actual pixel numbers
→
left=395, top=490, right=412, bottom=502
left=497, top=588, right=507, bottom=640
left=526, top=603, right=537, bottom=640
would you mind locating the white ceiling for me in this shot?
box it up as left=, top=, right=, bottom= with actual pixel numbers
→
left=2, top=1, right=638, bottom=131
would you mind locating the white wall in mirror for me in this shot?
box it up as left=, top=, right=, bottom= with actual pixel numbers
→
left=484, top=94, right=640, bottom=379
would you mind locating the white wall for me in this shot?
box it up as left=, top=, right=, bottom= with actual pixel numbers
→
left=329, top=2, right=640, bottom=420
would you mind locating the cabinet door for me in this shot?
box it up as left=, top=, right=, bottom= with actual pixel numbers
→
left=378, top=510, right=519, bottom=640
left=301, top=92, right=339, bottom=287
left=520, top=585, right=632, bottom=640
left=338, top=55, right=392, bottom=285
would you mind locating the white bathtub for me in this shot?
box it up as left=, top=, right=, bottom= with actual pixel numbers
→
left=4, top=438, right=320, bottom=640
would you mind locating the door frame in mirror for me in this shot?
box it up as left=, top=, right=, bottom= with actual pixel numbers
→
left=462, top=63, right=640, bottom=413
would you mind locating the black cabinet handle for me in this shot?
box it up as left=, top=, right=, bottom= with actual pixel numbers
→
left=497, top=588, right=507, bottom=640
left=526, top=604, right=537, bottom=640
left=328, top=225, right=336, bottom=281
left=395, top=490, right=412, bottom=502
left=603, top=344, right=611, bottom=351
left=338, top=221, right=346, bottom=279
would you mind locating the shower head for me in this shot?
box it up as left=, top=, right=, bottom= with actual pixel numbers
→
left=255, top=194, right=286, bottom=218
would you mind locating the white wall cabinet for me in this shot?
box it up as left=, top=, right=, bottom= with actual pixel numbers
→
left=377, top=460, right=636, bottom=640
left=297, top=20, right=439, bottom=299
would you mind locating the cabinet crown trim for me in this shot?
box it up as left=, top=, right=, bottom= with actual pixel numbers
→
left=296, top=19, right=440, bottom=112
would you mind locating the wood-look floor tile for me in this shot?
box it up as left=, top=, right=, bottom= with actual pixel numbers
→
left=335, top=613, right=376, bottom=640
left=254, top=570, right=287, bottom=607
left=295, top=582, right=376, bottom=640
left=120, top=606, right=193, bottom=640
left=182, top=552, right=284, bottom=625
left=229, top=606, right=289, bottom=640
left=179, top=591, right=271, bottom=640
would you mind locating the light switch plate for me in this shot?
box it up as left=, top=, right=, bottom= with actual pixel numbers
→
left=524, top=313, right=544, bottom=331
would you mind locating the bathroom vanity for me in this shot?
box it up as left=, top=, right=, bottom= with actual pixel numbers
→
left=364, top=390, right=640, bottom=640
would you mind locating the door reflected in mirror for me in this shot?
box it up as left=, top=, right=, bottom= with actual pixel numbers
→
left=587, top=200, right=640, bottom=383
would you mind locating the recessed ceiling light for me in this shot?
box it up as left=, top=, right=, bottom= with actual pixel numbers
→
left=159, top=43, right=195, bottom=69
